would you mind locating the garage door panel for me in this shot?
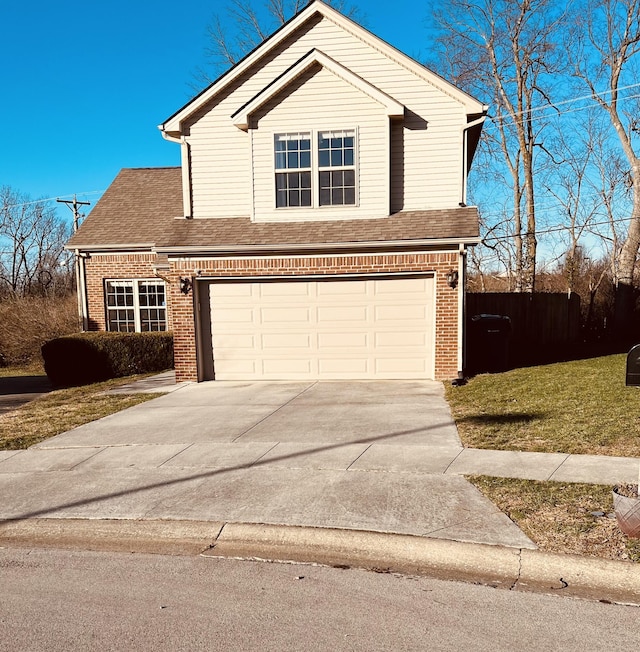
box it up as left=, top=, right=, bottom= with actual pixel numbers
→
left=213, top=307, right=255, bottom=323
left=317, top=306, right=369, bottom=322
left=318, top=332, right=369, bottom=348
left=261, top=307, right=311, bottom=323
left=317, top=281, right=368, bottom=296
left=208, top=276, right=434, bottom=380
left=262, top=333, right=312, bottom=349
left=375, top=331, right=428, bottom=347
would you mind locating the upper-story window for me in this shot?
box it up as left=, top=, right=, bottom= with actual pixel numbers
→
left=105, top=279, right=167, bottom=332
left=275, top=133, right=312, bottom=208
left=274, top=129, right=356, bottom=209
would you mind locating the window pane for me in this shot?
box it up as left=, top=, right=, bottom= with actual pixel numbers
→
left=287, top=151, right=299, bottom=168
left=319, top=150, right=330, bottom=167
left=344, top=169, right=355, bottom=186
left=344, top=188, right=356, bottom=205
left=344, top=149, right=354, bottom=166
left=300, top=171, right=311, bottom=190
left=276, top=174, right=286, bottom=190
left=331, top=137, right=342, bottom=148
left=319, top=171, right=330, bottom=187
left=319, top=136, right=329, bottom=149
left=301, top=189, right=311, bottom=206
left=300, top=150, right=311, bottom=168
left=320, top=188, right=331, bottom=205
left=331, top=149, right=342, bottom=166
left=289, top=190, right=300, bottom=207
left=332, top=188, right=343, bottom=204
left=276, top=188, right=287, bottom=207
left=275, top=152, right=286, bottom=169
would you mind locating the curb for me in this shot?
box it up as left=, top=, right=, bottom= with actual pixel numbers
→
left=0, top=519, right=223, bottom=556
left=209, top=523, right=640, bottom=605
left=1, top=518, right=639, bottom=605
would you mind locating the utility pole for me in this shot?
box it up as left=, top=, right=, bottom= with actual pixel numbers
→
left=57, top=195, right=91, bottom=332
left=56, top=194, right=90, bottom=232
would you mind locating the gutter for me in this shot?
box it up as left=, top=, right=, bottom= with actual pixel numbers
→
left=155, top=237, right=482, bottom=257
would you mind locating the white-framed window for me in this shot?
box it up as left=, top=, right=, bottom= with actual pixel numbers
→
left=274, top=129, right=357, bottom=209
left=105, top=280, right=167, bottom=332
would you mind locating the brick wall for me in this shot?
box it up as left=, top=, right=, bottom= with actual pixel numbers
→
left=83, top=251, right=461, bottom=383
left=171, top=252, right=461, bottom=382
left=84, top=253, right=173, bottom=331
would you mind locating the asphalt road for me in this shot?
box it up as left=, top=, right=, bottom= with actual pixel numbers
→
left=1, top=547, right=639, bottom=651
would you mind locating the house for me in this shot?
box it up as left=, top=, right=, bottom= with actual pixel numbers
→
left=66, top=0, right=487, bottom=383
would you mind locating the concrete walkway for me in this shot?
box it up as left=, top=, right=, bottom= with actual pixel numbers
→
left=1, top=373, right=639, bottom=603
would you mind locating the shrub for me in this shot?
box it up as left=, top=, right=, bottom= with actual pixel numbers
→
left=41, top=331, right=174, bottom=387
left=0, top=295, right=79, bottom=366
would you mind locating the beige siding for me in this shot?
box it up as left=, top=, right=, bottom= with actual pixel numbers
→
left=187, top=15, right=465, bottom=219
left=251, top=65, right=388, bottom=221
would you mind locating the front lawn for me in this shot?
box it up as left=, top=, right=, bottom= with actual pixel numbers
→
left=446, top=354, right=640, bottom=457
left=468, top=476, right=640, bottom=562
left=0, top=372, right=157, bottom=450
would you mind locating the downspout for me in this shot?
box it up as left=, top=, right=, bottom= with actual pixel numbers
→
left=458, top=243, right=466, bottom=379
left=74, top=249, right=89, bottom=331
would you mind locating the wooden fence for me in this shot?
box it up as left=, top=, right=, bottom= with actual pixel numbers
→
left=466, top=292, right=581, bottom=371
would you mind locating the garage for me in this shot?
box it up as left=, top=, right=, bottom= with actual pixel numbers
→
left=202, top=275, right=434, bottom=380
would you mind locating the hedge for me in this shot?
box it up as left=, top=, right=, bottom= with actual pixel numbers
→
left=41, top=331, right=174, bottom=387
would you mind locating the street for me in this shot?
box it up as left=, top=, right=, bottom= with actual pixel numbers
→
left=0, top=546, right=638, bottom=651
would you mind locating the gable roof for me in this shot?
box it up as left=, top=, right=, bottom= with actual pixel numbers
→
left=66, top=168, right=480, bottom=253
left=232, top=48, right=405, bottom=130
left=160, top=0, right=486, bottom=139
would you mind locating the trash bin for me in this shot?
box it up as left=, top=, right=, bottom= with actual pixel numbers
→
left=467, top=314, right=512, bottom=374
left=626, top=344, right=640, bottom=386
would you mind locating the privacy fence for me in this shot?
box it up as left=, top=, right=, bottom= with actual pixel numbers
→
left=466, top=292, right=581, bottom=373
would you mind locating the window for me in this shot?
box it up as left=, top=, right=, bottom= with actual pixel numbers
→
left=105, top=280, right=167, bottom=332
left=318, top=130, right=356, bottom=206
left=274, top=129, right=356, bottom=208
left=275, top=133, right=312, bottom=207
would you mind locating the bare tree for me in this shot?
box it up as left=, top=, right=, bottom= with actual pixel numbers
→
left=198, top=0, right=362, bottom=83
left=571, top=0, right=640, bottom=335
left=0, top=187, right=72, bottom=298
left=433, top=0, right=567, bottom=292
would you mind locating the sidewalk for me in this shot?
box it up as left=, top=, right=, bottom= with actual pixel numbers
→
left=0, top=373, right=638, bottom=604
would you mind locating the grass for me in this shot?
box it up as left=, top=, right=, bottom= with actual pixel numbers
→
left=468, top=476, right=640, bottom=562
left=445, top=353, right=640, bottom=457
left=0, top=371, right=158, bottom=450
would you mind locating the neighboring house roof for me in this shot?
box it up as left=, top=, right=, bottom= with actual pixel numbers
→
left=66, top=168, right=480, bottom=253
left=160, top=0, right=487, bottom=139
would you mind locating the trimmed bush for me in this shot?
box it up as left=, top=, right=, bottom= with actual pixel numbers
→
left=42, top=331, right=174, bottom=387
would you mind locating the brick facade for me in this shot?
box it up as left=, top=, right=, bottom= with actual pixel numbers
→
left=83, top=250, right=462, bottom=383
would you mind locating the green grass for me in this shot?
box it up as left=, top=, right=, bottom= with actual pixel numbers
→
left=468, top=476, right=640, bottom=562
left=446, top=354, right=640, bottom=457
left=0, top=373, right=157, bottom=450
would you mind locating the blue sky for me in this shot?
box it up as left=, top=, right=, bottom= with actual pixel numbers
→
left=1, top=0, right=435, bottom=219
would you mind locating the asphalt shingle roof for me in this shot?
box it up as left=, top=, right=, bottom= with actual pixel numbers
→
left=67, top=167, right=480, bottom=251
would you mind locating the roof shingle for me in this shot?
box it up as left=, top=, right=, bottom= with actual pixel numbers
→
left=67, top=167, right=479, bottom=252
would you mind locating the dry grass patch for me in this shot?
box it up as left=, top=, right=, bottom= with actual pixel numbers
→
left=469, top=476, right=640, bottom=562
left=0, top=375, right=157, bottom=450
left=446, top=354, right=640, bottom=456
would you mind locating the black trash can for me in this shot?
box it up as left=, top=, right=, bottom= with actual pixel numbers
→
left=467, top=314, right=512, bottom=374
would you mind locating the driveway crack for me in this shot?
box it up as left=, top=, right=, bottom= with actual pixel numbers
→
left=232, top=382, right=318, bottom=442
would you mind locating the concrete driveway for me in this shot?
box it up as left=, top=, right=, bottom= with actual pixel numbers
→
left=0, top=380, right=534, bottom=548
left=34, top=380, right=464, bottom=471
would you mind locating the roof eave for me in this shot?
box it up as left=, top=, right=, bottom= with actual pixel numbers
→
left=155, top=237, right=481, bottom=257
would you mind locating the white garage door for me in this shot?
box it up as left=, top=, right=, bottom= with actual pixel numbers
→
left=208, top=276, right=434, bottom=380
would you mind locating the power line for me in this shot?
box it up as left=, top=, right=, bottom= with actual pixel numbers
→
left=56, top=195, right=91, bottom=232
left=4, top=190, right=103, bottom=210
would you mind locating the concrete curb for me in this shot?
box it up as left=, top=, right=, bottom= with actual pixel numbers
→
left=0, top=519, right=223, bottom=556
left=1, top=518, right=639, bottom=605
left=207, top=523, right=640, bottom=605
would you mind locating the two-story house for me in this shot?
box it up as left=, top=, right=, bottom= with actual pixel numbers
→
left=66, top=0, right=487, bottom=383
